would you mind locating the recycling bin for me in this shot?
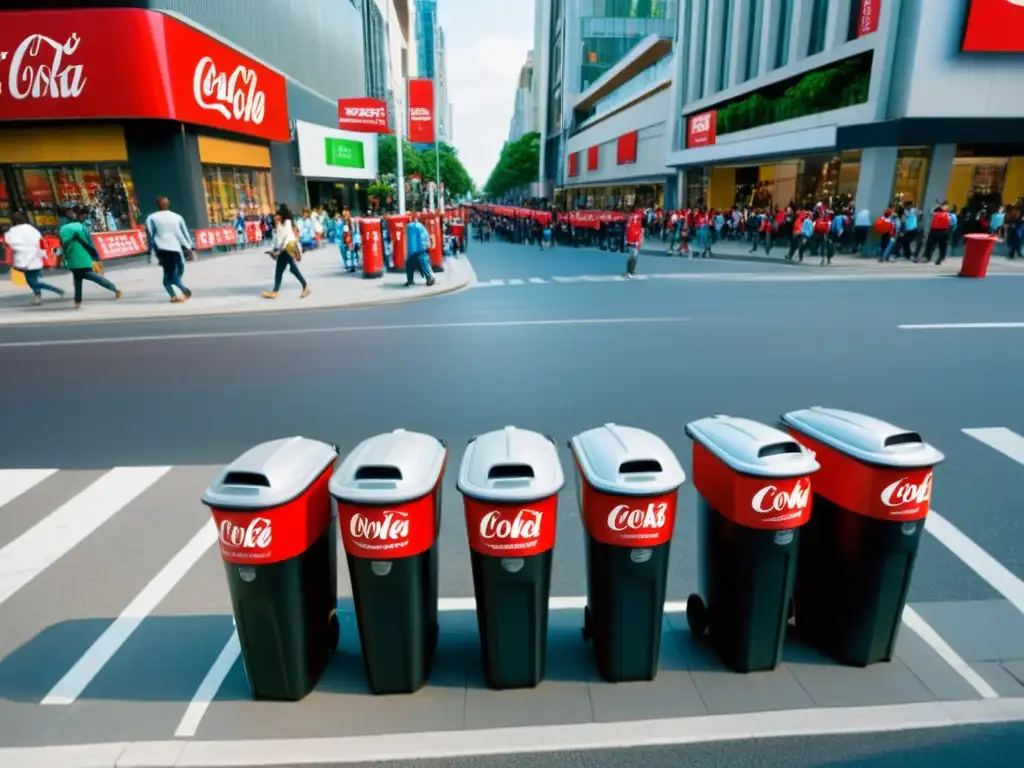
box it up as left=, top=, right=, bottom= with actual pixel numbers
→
left=781, top=407, right=945, bottom=666
left=685, top=416, right=820, bottom=673
left=959, top=233, right=997, bottom=279
left=359, top=218, right=384, bottom=279
left=202, top=437, right=339, bottom=701
left=386, top=214, right=411, bottom=272
left=330, top=429, right=448, bottom=694
left=426, top=214, right=445, bottom=272
left=457, top=426, right=564, bottom=689
left=569, top=424, right=686, bottom=682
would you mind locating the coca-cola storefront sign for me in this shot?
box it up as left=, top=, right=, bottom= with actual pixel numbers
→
left=336, top=492, right=437, bottom=559
left=462, top=495, right=558, bottom=558
left=0, top=9, right=289, bottom=142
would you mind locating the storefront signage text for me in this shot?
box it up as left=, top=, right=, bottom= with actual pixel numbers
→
left=686, top=110, right=717, bottom=149
left=325, top=137, right=366, bottom=170
left=407, top=79, right=435, bottom=144
left=857, top=0, right=881, bottom=38
left=961, top=0, right=1024, bottom=52
left=338, top=97, right=390, bottom=133
left=193, top=56, right=266, bottom=128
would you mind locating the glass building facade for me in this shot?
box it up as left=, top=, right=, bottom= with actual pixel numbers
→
left=416, top=0, right=437, bottom=79
left=578, top=0, right=678, bottom=91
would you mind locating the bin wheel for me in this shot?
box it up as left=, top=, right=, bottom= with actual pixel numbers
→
left=686, top=594, right=708, bottom=636
left=582, top=607, right=592, bottom=642
left=327, top=612, right=340, bottom=653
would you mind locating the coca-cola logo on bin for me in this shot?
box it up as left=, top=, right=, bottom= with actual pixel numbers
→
left=582, top=491, right=677, bottom=547
left=348, top=510, right=411, bottom=550
left=219, top=517, right=272, bottom=553
left=751, top=478, right=812, bottom=525
left=463, top=495, right=558, bottom=557
left=336, top=493, right=437, bottom=559
left=880, top=473, right=932, bottom=515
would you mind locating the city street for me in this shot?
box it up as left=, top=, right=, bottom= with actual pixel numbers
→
left=2, top=238, right=1024, bottom=767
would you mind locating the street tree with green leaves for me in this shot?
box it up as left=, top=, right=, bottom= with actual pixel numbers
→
left=376, top=136, right=476, bottom=203
left=484, top=132, right=540, bottom=198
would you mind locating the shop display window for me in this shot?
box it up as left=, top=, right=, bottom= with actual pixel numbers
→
left=0, top=164, right=139, bottom=234
left=202, top=165, right=274, bottom=225
left=892, top=148, right=930, bottom=208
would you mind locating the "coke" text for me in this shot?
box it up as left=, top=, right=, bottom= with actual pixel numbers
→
left=193, top=56, right=266, bottom=126
left=752, top=479, right=810, bottom=514
left=881, top=474, right=933, bottom=508
left=220, top=517, right=272, bottom=550
left=607, top=502, right=668, bottom=532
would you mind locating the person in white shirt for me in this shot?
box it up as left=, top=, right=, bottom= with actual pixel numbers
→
left=145, top=196, right=194, bottom=303
left=262, top=205, right=310, bottom=299
left=4, top=212, right=65, bottom=304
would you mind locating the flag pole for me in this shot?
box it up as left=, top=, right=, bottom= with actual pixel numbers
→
left=386, top=1, right=406, bottom=214
left=433, top=7, right=443, bottom=213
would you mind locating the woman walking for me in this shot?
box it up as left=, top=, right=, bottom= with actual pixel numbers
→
left=263, top=205, right=310, bottom=299
left=58, top=207, right=121, bottom=309
left=6, top=212, right=65, bottom=304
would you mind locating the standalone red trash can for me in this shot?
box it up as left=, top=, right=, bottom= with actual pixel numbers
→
left=685, top=416, right=819, bottom=673
left=425, top=214, right=445, bottom=273
left=359, top=218, right=384, bottom=279
left=203, top=437, right=339, bottom=701
left=959, top=234, right=997, bottom=278
left=330, top=429, right=447, bottom=694
left=458, top=426, right=564, bottom=689
left=570, top=424, right=685, bottom=682
left=386, top=214, right=411, bottom=272
left=782, top=407, right=944, bottom=666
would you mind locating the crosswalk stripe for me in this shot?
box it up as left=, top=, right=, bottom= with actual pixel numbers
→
left=41, top=520, right=218, bottom=706
left=528, top=277, right=547, bottom=284
left=963, top=428, right=1024, bottom=466
left=0, top=466, right=172, bottom=608
left=507, top=278, right=524, bottom=285
left=0, top=469, right=57, bottom=511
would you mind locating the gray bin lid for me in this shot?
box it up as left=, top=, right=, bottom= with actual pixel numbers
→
left=781, top=407, right=945, bottom=468
left=201, top=437, right=338, bottom=510
left=686, top=415, right=820, bottom=478
left=330, top=429, right=447, bottom=504
left=570, top=424, right=685, bottom=496
left=458, top=426, right=565, bottom=503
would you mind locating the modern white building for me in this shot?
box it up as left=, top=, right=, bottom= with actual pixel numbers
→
left=508, top=51, right=536, bottom=143
left=668, top=0, right=1024, bottom=217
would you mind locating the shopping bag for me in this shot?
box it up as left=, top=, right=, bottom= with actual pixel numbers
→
left=92, top=260, right=105, bottom=275
left=10, top=269, right=26, bottom=287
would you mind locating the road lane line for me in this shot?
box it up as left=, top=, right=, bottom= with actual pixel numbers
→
left=528, top=277, right=547, bottom=284
left=175, top=630, right=241, bottom=738
left=41, top=520, right=218, bottom=706
left=926, top=509, right=1024, bottom=617
left=0, top=469, right=57, bottom=510
left=0, top=316, right=691, bottom=349
left=963, top=428, right=1024, bottom=466
left=0, top=467, right=171, bottom=608
left=899, top=322, right=1024, bottom=330
left=507, top=278, right=524, bottom=285
left=902, top=606, right=998, bottom=699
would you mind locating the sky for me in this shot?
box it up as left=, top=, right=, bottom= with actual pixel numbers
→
left=438, top=0, right=535, bottom=189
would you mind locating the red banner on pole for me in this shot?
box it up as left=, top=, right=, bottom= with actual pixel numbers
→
left=338, top=97, right=390, bottom=133
left=407, top=78, right=435, bottom=143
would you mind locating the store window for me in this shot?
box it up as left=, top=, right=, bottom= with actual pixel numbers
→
left=202, top=166, right=275, bottom=225
left=808, top=0, right=829, bottom=56
left=892, top=148, right=930, bottom=208
left=0, top=164, right=138, bottom=234
left=774, top=0, right=792, bottom=69
left=744, top=0, right=764, bottom=82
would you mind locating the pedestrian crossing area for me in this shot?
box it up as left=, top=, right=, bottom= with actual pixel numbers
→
left=2, top=425, right=1024, bottom=753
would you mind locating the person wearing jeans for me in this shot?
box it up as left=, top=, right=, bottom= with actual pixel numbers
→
left=263, top=205, right=310, bottom=299
left=58, top=206, right=120, bottom=309
left=404, top=216, right=435, bottom=287
left=145, top=196, right=194, bottom=302
left=5, top=211, right=65, bottom=304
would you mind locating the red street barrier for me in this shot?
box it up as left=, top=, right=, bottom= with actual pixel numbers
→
left=194, top=226, right=236, bottom=251
left=92, top=229, right=149, bottom=260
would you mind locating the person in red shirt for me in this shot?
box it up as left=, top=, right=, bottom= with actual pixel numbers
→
left=920, top=204, right=952, bottom=264
left=624, top=212, right=644, bottom=278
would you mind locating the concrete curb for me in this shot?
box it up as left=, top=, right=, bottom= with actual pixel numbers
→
left=0, top=257, right=477, bottom=329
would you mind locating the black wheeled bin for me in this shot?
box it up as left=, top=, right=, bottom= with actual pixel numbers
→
left=330, top=429, right=448, bottom=694
left=569, top=424, right=686, bottom=682
left=457, top=426, right=564, bottom=689
left=202, top=436, right=339, bottom=701
left=685, top=416, right=820, bottom=673
left=781, top=407, right=945, bottom=666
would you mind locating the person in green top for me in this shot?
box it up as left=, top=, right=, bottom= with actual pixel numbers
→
left=58, top=207, right=121, bottom=309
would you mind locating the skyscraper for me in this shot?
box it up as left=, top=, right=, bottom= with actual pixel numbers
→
left=414, top=0, right=450, bottom=142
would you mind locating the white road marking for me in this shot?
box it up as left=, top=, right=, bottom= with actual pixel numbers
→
left=5, top=699, right=1024, bottom=767
left=175, top=630, right=241, bottom=738
left=901, top=606, right=998, bottom=699
left=41, top=521, right=218, bottom=706
left=528, top=277, right=547, bottom=284
left=507, top=278, right=525, bottom=285
left=926, top=508, right=1024, bottom=617
left=0, top=317, right=690, bottom=348
left=900, top=322, right=1024, bottom=330
left=0, top=469, right=57, bottom=510
left=0, top=467, right=171, bottom=608
left=963, top=428, right=1024, bottom=466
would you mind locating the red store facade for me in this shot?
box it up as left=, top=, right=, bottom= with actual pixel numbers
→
left=0, top=8, right=291, bottom=255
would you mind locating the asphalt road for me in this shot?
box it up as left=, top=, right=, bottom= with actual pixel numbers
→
left=1, top=237, right=1024, bottom=766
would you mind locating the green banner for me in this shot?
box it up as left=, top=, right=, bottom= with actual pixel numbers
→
left=324, top=137, right=365, bottom=169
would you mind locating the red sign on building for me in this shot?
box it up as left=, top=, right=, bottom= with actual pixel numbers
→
left=616, top=131, right=638, bottom=165
left=407, top=79, right=435, bottom=143
left=686, top=110, right=717, bottom=148
left=961, top=0, right=1024, bottom=52
left=338, top=97, right=390, bottom=133
left=0, top=9, right=290, bottom=142
left=857, top=0, right=881, bottom=37
left=568, top=152, right=579, bottom=178
left=587, top=145, right=599, bottom=171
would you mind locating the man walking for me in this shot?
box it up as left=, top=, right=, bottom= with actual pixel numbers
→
left=405, top=215, right=436, bottom=287
left=145, top=196, right=194, bottom=303
left=624, top=212, right=644, bottom=278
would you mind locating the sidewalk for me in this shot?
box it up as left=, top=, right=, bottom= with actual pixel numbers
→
left=641, top=240, right=1024, bottom=274
left=0, top=246, right=475, bottom=326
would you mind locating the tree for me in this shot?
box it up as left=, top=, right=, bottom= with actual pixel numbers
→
left=419, top=142, right=475, bottom=199
left=484, top=132, right=540, bottom=198
left=377, top=135, right=423, bottom=178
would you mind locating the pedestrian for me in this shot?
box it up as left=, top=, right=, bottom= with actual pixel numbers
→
left=623, top=212, right=644, bottom=278
left=405, top=214, right=436, bottom=287
left=58, top=206, right=121, bottom=309
left=5, top=211, right=66, bottom=304
left=145, top=196, right=194, bottom=303
left=262, top=205, right=310, bottom=299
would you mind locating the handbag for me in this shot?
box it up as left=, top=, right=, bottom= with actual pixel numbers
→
left=286, top=241, right=301, bottom=262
